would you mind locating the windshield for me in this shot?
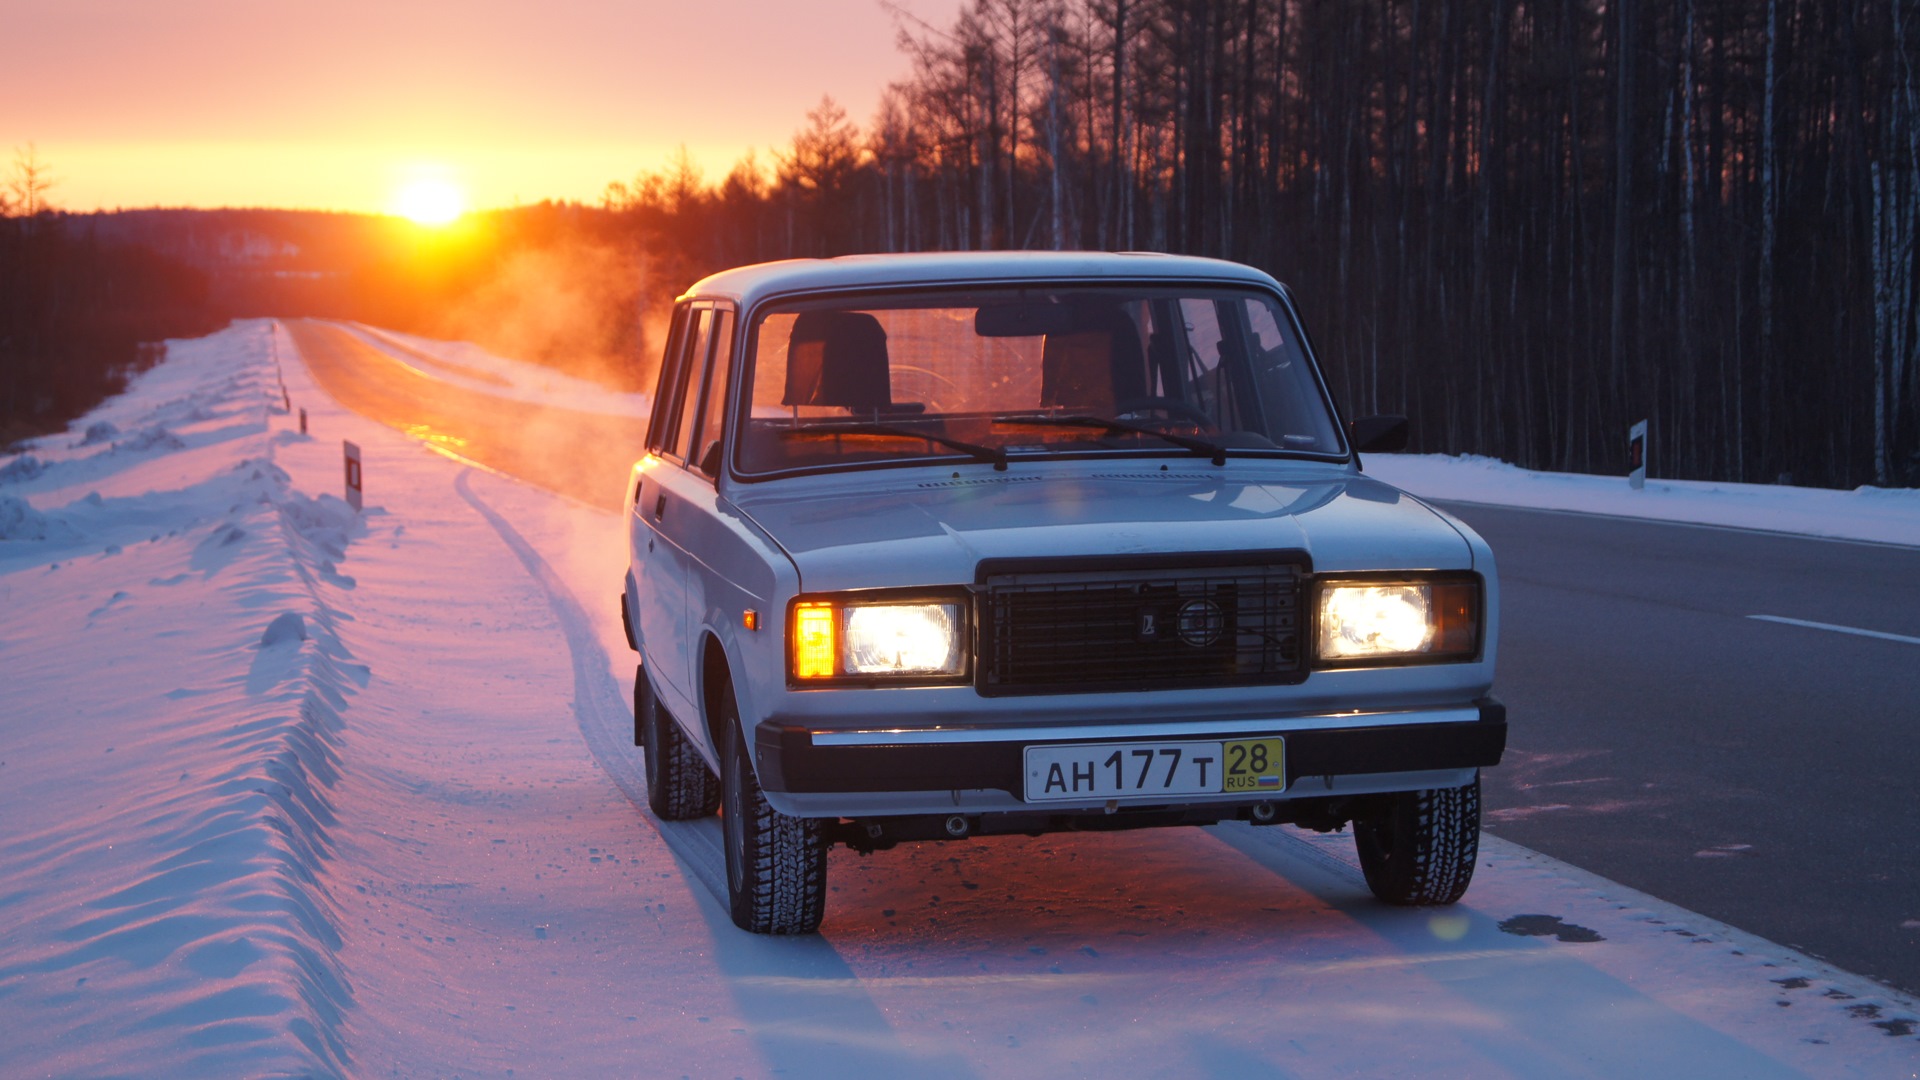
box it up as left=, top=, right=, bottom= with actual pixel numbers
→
left=734, top=285, right=1345, bottom=477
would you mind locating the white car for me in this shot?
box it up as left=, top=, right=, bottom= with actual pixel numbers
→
left=621, top=252, right=1505, bottom=934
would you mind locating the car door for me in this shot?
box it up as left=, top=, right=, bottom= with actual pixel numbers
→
left=660, top=302, right=732, bottom=678
left=635, top=304, right=714, bottom=716
left=632, top=304, right=689, bottom=675
left=663, top=306, right=737, bottom=719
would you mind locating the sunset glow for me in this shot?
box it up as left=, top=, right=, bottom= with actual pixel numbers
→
left=391, top=177, right=466, bottom=226
left=1, top=0, right=953, bottom=213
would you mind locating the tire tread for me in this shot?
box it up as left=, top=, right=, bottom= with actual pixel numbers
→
left=1354, top=778, right=1480, bottom=906
left=721, top=692, right=826, bottom=934
left=637, top=666, right=719, bottom=821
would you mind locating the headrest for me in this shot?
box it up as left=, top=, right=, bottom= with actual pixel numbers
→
left=1041, top=307, right=1147, bottom=411
left=783, top=311, right=892, bottom=411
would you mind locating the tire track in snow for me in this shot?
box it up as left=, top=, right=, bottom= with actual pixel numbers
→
left=450, top=469, right=725, bottom=893
left=451, top=468, right=980, bottom=1080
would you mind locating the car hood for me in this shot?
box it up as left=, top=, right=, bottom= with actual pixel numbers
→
left=728, top=464, right=1474, bottom=592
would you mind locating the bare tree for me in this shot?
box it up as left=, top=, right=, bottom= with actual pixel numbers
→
left=603, top=0, right=1920, bottom=489
left=8, top=144, right=56, bottom=216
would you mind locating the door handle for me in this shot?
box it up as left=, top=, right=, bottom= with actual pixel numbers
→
left=653, top=493, right=666, bottom=521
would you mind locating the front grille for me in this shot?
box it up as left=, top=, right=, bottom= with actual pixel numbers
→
left=980, top=560, right=1304, bottom=694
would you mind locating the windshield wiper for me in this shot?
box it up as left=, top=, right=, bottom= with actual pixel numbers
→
left=778, top=421, right=1009, bottom=471
left=993, top=413, right=1228, bottom=466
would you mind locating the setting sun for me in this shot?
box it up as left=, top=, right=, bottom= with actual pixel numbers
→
left=391, top=177, right=466, bottom=226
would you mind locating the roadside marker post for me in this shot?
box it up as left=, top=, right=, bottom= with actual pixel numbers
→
left=1628, top=420, right=1648, bottom=490
left=344, top=441, right=363, bottom=512
left=299, top=408, right=307, bottom=436
left=272, top=326, right=291, bottom=412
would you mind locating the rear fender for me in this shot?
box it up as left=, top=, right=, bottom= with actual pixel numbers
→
left=622, top=570, right=643, bottom=653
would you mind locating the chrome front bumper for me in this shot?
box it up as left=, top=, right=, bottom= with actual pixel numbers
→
left=754, top=699, right=1505, bottom=818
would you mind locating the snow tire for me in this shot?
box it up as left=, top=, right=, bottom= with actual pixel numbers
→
left=719, top=683, right=827, bottom=934
left=1353, top=777, right=1480, bottom=906
left=636, top=665, right=719, bottom=821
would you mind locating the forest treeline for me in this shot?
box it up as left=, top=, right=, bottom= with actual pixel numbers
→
left=606, top=0, right=1920, bottom=489
left=9, top=0, right=1917, bottom=488
left=0, top=150, right=222, bottom=445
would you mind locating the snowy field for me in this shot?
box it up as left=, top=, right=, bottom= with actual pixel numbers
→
left=2, top=321, right=1917, bottom=1077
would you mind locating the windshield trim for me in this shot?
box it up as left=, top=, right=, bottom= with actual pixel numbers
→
left=723, top=277, right=1355, bottom=485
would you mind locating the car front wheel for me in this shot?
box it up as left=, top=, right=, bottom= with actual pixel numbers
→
left=1353, top=777, right=1481, bottom=906
left=636, top=665, right=719, bottom=821
left=719, top=681, right=826, bottom=934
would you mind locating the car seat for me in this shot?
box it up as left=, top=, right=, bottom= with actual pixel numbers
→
left=784, top=311, right=892, bottom=412
left=1040, top=307, right=1147, bottom=414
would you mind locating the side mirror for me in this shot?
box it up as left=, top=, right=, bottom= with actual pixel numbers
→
left=1350, top=415, right=1409, bottom=454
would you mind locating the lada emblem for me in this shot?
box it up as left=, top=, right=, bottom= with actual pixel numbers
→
left=1136, top=610, right=1159, bottom=641
left=1177, top=598, right=1225, bottom=647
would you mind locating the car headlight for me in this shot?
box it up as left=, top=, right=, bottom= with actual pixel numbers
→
left=790, top=596, right=967, bottom=682
left=1316, top=578, right=1480, bottom=665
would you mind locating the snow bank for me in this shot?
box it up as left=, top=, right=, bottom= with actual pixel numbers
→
left=1, top=452, right=47, bottom=483
left=0, top=493, right=76, bottom=541
left=0, top=324, right=358, bottom=1076
left=110, top=423, right=187, bottom=454
left=76, top=420, right=119, bottom=446
left=1366, top=453, right=1920, bottom=547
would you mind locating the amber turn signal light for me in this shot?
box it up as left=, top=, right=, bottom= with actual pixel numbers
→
left=793, top=602, right=836, bottom=679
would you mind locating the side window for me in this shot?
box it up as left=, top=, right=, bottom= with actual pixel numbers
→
left=669, top=309, right=715, bottom=463
left=1177, top=298, right=1229, bottom=426
left=1177, top=298, right=1253, bottom=432
left=690, top=309, right=735, bottom=476
left=1240, top=296, right=1341, bottom=452
left=648, top=305, right=692, bottom=454
left=1245, top=297, right=1290, bottom=359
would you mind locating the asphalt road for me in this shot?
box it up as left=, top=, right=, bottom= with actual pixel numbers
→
left=285, top=320, right=642, bottom=511
left=1447, top=502, right=1920, bottom=996
left=289, top=319, right=1920, bottom=996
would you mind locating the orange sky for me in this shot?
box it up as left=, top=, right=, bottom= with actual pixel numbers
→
left=1, top=0, right=959, bottom=215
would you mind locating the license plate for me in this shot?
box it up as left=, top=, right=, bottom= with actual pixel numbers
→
left=1024, top=738, right=1285, bottom=802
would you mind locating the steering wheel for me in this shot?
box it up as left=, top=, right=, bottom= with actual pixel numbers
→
left=1113, top=396, right=1216, bottom=430
left=891, top=363, right=959, bottom=413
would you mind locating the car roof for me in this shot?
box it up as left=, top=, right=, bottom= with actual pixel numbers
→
left=680, top=251, right=1285, bottom=308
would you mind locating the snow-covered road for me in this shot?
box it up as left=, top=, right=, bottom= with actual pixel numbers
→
left=2, top=322, right=1916, bottom=1077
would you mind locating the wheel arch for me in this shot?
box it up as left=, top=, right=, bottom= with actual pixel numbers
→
left=700, top=632, right=736, bottom=761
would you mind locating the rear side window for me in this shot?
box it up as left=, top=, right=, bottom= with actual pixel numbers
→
left=670, top=310, right=716, bottom=462
left=690, top=310, right=735, bottom=475
left=647, top=305, right=692, bottom=454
